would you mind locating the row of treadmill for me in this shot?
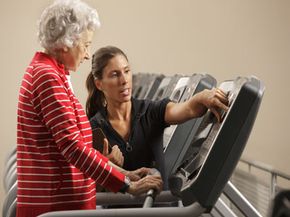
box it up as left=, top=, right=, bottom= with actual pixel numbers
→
left=40, top=73, right=265, bottom=217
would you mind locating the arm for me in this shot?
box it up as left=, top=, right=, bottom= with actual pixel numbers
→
left=33, top=70, right=124, bottom=192
left=33, top=70, right=162, bottom=195
left=165, top=88, right=229, bottom=125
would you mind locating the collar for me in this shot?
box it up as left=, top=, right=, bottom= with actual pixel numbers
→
left=98, top=98, right=147, bottom=124
left=27, top=52, right=69, bottom=76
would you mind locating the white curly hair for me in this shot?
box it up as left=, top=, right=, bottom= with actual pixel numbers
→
left=38, top=0, right=100, bottom=51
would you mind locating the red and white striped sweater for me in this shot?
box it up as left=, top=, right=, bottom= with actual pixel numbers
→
left=16, top=52, right=125, bottom=217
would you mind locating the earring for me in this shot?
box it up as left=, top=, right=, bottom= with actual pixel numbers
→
left=103, top=98, right=107, bottom=107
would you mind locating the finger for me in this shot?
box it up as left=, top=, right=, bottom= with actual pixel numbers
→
left=214, top=91, right=229, bottom=104
left=139, top=167, right=152, bottom=176
left=112, top=146, right=122, bottom=156
left=102, top=138, right=109, bottom=156
left=141, top=167, right=151, bottom=173
left=134, top=180, right=156, bottom=195
left=120, top=155, right=124, bottom=167
left=135, top=176, right=163, bottom=195
left=113, top=146, right=124, bottom=166
left=210, top=108, right=221, bottom=123
left=116, top=155, right=123, bottom=167
left=214, top=88, right=228, bottom=98
left=110, top=147, right=121, bottom=166
left=130, top=173, right=141, bottom=181
left=215, top=99, right=229, bottom=111
left=215, top=93, right=229, bottom=104
left=144, top=175, right=162, bottom=184
left=145, top=177, right=163, bottom=193
left=216, top=88, right=227, bottom=97
left=111, top=145, right=118, bottom=154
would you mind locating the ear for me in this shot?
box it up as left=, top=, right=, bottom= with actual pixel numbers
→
left=63, top=46, right=68, bottom=52
left=94, top=79, right=103, bottom=91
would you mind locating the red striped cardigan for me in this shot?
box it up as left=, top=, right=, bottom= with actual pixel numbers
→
left=16, top=52, right=125, bottom=217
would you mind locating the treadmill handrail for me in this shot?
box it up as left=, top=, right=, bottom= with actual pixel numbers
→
left=38, top=201, right=206, bottom=217
left=95, top=190, right=178, bottom=206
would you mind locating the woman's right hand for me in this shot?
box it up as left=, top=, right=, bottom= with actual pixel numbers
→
left=127, top=174, right=163, bottom=196
left=102, top=138, right=124, bottom=167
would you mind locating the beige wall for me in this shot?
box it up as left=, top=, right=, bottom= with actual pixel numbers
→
left=1, top=0, right=290, bottom=206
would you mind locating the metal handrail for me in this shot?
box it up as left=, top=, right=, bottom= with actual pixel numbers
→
left=240, top=158, right=290, bottom=180
left=238, top=157, right=290, bottom=198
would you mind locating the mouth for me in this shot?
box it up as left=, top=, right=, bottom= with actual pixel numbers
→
left=120, top=88, right=131, bottom=96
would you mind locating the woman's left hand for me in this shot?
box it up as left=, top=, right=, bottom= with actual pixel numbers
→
left=102, top=138, right=124, bottom=167
left=124, top=167, right=154, bottom=181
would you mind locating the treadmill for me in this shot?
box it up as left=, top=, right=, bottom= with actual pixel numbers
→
left=163, top=74, right=216, bottom=182
left=132, top=73, right=149, bottom=98
left=162, top=75, right=191, bottom=148
left=134, top=74, right=163, bottom=100
left=141, top=74, right=164, bottom=100
left=39, top=76, right=265, bottom=217
left=151, top=75, right=178, bottom=101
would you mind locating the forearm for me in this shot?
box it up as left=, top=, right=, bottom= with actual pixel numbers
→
left=108, top=160, right=125, bottom=173
left=165, top=89, right=229, bottom=124
left=165, top=98, right=204, bottom=125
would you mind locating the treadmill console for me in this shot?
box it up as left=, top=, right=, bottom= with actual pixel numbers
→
left=169, top=76, right=265, bottom=210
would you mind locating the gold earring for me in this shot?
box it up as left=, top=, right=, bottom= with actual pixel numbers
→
left=103, top=98, right=107, bottom=107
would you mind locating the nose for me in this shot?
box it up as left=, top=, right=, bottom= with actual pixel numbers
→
left=120, top=72, right=128, bottom=84
left=84, top=50, right=90, bottom=60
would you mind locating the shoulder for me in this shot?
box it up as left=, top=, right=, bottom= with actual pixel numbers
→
left=27, top=64, right=64, bottom=89
left=35, top=64, right=62, bottom=80
left=132, top=97, right=149, bottom=107
left=131, top=98, right=151, bottom=115
left=132, top=97, right=171, bottom=112
left=146, top=97, right=171, bottom=111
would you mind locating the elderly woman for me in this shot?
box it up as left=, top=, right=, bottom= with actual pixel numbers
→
left=16, top=1, right=162, bottom=217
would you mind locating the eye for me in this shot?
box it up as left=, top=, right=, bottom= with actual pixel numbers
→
left=82, top=42, right=90, bottom=51
left=111, top=71, right=118, bottom=77
left=85, top=45, right=90, bottom=51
